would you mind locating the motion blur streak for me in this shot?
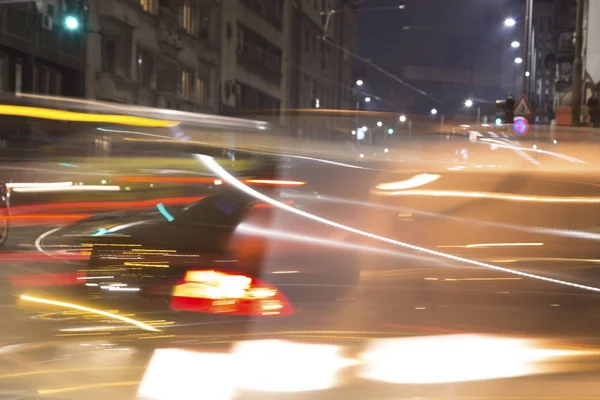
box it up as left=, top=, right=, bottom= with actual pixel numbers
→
left=372, top=189, right=600, bottom=203
left=233, top=340, right=354, bottom=392
left=0, top=105, right=179, bottom=127
left=10, top=197, right=205, bottom=214
left=237, top=223, right=435, bottom=264
left=360, top=335, right=589, bottom=384
left=285, top=192, right=600, bottom=241
left=198, top=155, right=600, bottom=293
left=479, top=138, right=586, bottom=163
left=37, top=380, right=139, bottom=395
left=6, top=181, right=73, bottom=189
left=438, top=242, right=544, bottom=249
left=375, top=173, right=441, bottom=190
left=12, top=185, right=121, bottom=193
left=19, top=295, right=160, bottom=332
left=243, top=179, right=306, bottom=186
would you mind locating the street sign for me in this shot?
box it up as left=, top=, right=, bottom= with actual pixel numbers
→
left=513, top=116, right=529, bottom=135
left=514, top=94, right=534, bottom=117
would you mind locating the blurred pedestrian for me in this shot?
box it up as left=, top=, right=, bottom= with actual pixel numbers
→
left=587, top=90, right=600, bottom=127
left=504, top=93, right=515, bottom=125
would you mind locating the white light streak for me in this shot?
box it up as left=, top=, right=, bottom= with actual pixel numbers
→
left=198, top=154, right=600, bottom=293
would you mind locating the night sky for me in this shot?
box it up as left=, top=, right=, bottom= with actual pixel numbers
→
left=356, top=0, right=521, bottom=114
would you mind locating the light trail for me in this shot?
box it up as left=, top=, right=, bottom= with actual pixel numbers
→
left=371, top=189, right=600, bottom=203
left=20, top=295, right=160, bottom=332
left=198, top=154, right=600, bottom=293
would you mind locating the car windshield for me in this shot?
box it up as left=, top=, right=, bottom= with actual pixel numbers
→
left=3, top=1, right=600, bottom=399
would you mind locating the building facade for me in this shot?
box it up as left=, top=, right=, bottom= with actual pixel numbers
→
left=287, top=0, right=356, bottom=138
left=219, top=0, right=291, bottom=120
left=86, top=0, right=220, bottom=113
left=0, top=1, right=84, bottom=97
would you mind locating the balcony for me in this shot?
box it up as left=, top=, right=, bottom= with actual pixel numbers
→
left=236, top=47, right=282, bottom=85
left=240, top=0, right=283, bottom=30
left=557, top=32, right=574, bottom=63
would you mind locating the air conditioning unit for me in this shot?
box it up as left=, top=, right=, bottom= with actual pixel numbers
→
left=42, top=15, right=54, bottom=31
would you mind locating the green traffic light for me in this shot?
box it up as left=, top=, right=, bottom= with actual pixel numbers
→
left=64, top=15, right=79, bottom=30
left=387, top=128, right=394, bottom=134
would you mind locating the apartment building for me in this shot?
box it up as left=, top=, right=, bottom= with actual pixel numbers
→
left=86, top=0, right=220, bottom=112
left=0, top=0, right=84, bottom=97
left=219, top=0, right=290, bottom=120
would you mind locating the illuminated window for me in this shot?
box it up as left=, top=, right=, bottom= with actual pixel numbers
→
left=182, top=2, right=195, bottom=36
left=181, top=69, right=193, bottom=101
left=140, top=0, right=154, bottom=13
left=196, top=78, right=206, bottom=106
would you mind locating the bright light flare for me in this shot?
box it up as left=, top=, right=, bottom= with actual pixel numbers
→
left=399, top=115, right=407, bottom=122
left=375, top=173, right=440, bottom=191
left=465, top=99, right=473, bottom=108
left=137, top=349, right=234, bottom=400
left=361, top=335, right=583, bottom=384
left=515, top=57, right=523, bottom=64
left=234, top=340, right=353, bottom=392
left=431, top=108, right=438, bottom=115
left=511, top=40, right=520, bottom=48
left=504, top=17, right=516, bottom=27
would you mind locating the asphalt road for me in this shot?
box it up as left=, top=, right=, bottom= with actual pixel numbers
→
left=3, top=158, right=600, bottom=399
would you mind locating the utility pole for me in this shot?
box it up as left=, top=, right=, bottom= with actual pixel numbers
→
left=571, top=0, right=585, bottom=126
left=522, top=0, right=533, bottom=96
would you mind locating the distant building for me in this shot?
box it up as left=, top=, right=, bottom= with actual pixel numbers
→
left=0, top=1, right=85, bottom=97
left=287, top=0, right=357, bottom=138
left=86, top=0, right=220, bottom=113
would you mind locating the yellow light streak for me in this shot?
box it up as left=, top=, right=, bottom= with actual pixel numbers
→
left=375, top=174, right=441, bottom=191
left=20, top=295, right=160, bottom=332
left=0, top=105, right=178, bottom=127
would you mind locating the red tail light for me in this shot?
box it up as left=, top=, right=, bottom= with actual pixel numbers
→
left=170, top=270, right=293, bottom=317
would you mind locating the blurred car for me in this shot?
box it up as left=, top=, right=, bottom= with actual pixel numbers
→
left=45, top=182, right=370, bottom=319
left=0, top=183, right=8, bottom=246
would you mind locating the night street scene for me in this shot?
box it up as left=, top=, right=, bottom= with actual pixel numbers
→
left=1, top=0, right=600, bottom=399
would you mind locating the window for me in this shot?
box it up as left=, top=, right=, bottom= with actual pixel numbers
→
left=51, top=70, right=62, bottom=95
left=181, top=69, right=193, bottom=101
left=196, top=78, right=206, bottom=106
left=182, top=1, right=195, bottom=36
left=140, top=0, right=154, bottom=13
left=136, top=48, right=153, bottom=86
left=39, top=67, right=50, bottom=94
left=101, top=38, right=116, bottom=74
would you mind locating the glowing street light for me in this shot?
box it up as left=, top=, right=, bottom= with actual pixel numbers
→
left=356, top=79, right=364, bottom=86
left=525, top=71, right=530, bottom=77
left=514, top=57, right=523, bottom=64
left=399, top=115, right=407, bottom=123
left=504, top=18, right=516, bottom=27
left=431, top=108, right=438, bottom=115
left=376, top=121, right=383, bottom=127
left=361, top=125, right=368, bottom=132
left=365, top=97, right=371, bottom=103
left=511, top=40, right=520, bottom=48
left=465, top=99, right=473, bottom=108
left=351, top=130, right=356, bottom=135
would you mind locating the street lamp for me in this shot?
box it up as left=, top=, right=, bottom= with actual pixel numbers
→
left=361, top=125, right=368, bottom=132
left=514, top=57, right=523, bottom=64
left=356, top=79, right=364, bottom=86
left=64, top=15, right=80, bottom=30
left=525, top=71, right=530, bottom=77
left=465, top=99, right=473, bottom=108
left=431, top=108, right=438, bottom=115
left=351, top=130, right=356, bottom=135
left=399, top=115, right=407, bottom=123
left=511, top=40, right=520, bottom=48
left=376, top=121, right=383, bottom=127
left=504, top=18, right=516, bottom=27
left=365, top=97, right=371, bottom=103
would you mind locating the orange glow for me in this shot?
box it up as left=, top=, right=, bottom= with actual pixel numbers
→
left=243, top=179, right=306, bottom=186
left=115, top=176, right=217, bottom=184
left=6, top=213, right=91, bottom=221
